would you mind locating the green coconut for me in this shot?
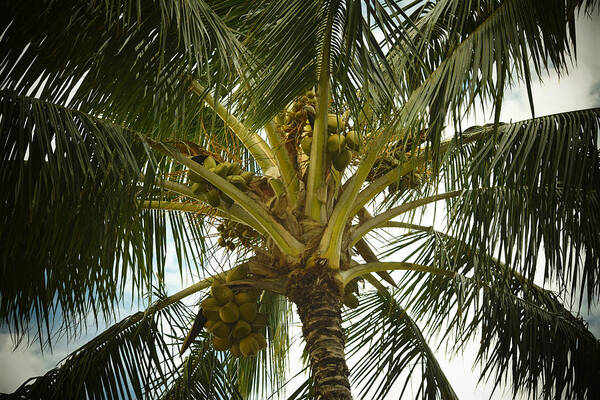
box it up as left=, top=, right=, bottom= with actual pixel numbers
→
left=301, top=136, right=312, bottom=156
left=226, top=265, right=249, bottom=283
left=211, top=321, right=231, bottom=339
left=211, top=283, right=234, bottom=305
left=214, top=163, right=229, bottom=177
left=219, top=302, right=240, bottom=323
left=343, top=293, right=360, bottom=309
left=229, top=163, right=242, bottom=176
left=201, top=297, right=220, bottom=311
left=327, top=114, right=345, bottom=132
left=227, top=175, right=248, bottom=191
left=234, top=291, right=256, bottom=305
left=212, top=336, right=231, bottom=351
left=206, top=189, right=221, bottom=207
left=230, top=341, right=241, bottom=358
left=239, top=335, right=260, bottom=357
left=345, top=130, right=360, bottom=151
left=241, top=171, right=255, bottom=183
left=250, top=333, right=267, bottom=349
left=232, top=320, right=252, bottom=339
left=239, top=302, right=257, bottom=322
left=327, top=134, right=344, bottom=155
left=332, top=149, right=352, bottom=171
left=203, top=156, right=217, bottom=169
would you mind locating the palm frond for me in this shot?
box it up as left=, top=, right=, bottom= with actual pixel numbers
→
left=344, top=291, right=458, bottom=400
left=5, top=293, right=189, bottom=400
left=442, top=108, right=600, bottom=304
left=0, top=91, right=206, bottom=342
left=0, top=0, right=242, bottom=137
left=382, top=227, right=600, bottom=400
left=388, top=0, right=599, bottom=156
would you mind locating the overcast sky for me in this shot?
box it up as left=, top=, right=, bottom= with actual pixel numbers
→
left=1, top=11, right=599, bottom=400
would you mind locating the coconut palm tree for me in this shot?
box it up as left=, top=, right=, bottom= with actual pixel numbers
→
left=1, top=0, right=599, bottom=399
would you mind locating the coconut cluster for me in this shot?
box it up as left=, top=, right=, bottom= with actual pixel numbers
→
left=202, top=268, right=267, bottom=357
left=188, top=156, right=254, bottom=208
left=300, top=114, right=361, bottom=173
left=217, top=220, right=259, bottom=251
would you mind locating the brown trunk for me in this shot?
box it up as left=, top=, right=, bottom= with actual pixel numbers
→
left=288, top=265, right=352, bottom=400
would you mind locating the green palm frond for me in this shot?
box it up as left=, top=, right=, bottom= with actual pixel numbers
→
left=382, top=228, right=600, bottom=400
left=388, top=0, right=599, bottom=154
left=5, top=295, right=189, bottom=400
left=441, top=108, right=600, bottom=303
left=160, top=336, right=243, bottom=400
left=0, top=91, right=208, bottom=341
left=0, top=0, right=242, bottom=137
left=343, top=291, right=458, bottom=400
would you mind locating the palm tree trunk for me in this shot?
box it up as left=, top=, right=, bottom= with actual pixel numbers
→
left=288, top=266, right=352, bottom=399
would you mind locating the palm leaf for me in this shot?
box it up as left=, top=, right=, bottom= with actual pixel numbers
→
left=381, top=227, right=600, bottom=400
left=343, top=290, right=458, bottom=400
left=0, top=91, right=207, bottom=342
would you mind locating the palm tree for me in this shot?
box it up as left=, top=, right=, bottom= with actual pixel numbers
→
left=1, top=0, right=599, bottom=399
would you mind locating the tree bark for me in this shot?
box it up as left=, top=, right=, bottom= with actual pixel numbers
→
left=288, top=266, right=352, bottom=399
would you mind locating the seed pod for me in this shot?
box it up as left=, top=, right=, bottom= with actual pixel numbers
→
left=250, top=333, right=267, bottom=350
left=332, top=149, right=352, bottom=171
left=327, top=114, right=345, bottom=132
left=345, top=130, right=360, bottom=151
left=211, top=321, right=231, bottom=339
left=301, top=136, right=312, bottom=156
left=226, top=265, right=249, bottom=283
left=241, top=171, right=255, bottom=183
left=203, top=156, right=217, bottom=170
left=206, top=189, right=220, bottom=207
left=234, top=291, right=256, bottom=305
left=232, top=320, right=252, bottom=339
left=211, top=283, right=234, bottom=305
left=327, top=134, right=344, bottom=155
left=239, top=302, right=257, bottom=322
left=219, top=302, right=240, bottom=323
left=239, top=335, right=260, bottom=357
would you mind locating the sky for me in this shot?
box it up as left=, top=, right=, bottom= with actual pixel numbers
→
left=1, top=11, right=600, bottom=400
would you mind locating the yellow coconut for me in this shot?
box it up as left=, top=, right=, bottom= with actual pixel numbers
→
left=219, top=302, right=240, bottom=323
left=239, top=303, right=257, bottom=323
left=201, top=297, right=220, bottom=310
left=232, top=320, right=252, bottom=339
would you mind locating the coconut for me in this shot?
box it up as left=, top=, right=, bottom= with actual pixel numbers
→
left=332, top=149, right=352, bottom=171
left=327, top=114, right=345, bottom=132
left=229, top=163, right=242, bottom=176
left=241, top=171, right=255, bottom=183
left=214, top=163, right=229, bottom=177
left=230, top=341, right=241, bottom=358
left=327, top=134, right=344, bottom=155
left=226, top=265, right=249, bottom=283
left=239, top=335, right=260, bottom=357
left=201, top=297, right=220, bottom=311
left=250, top=333, right=267, bottom=349
left=219, top=302, right=240, bottom=323
left=232, top=320, right=252, bottom=339
left=239, top=302, right=257, bottom=322
left=211, top=321, right=231, bottom=339
left=204, top=319, right=216, bottom=331
left=206, top=189, right=220, bottom=207
left=227, top=175, right=248, bottom=191
left=203, top=156, right=217, bottom=170
left=301, top=136, right=312, bottom=156
left=343, top=293, right=360, bottom=309
left=345, top=130, right=360, bottom=151
left=234, top=291, right=256, bottom=305
left=211, top=283, right=234, bottom=305
left=212, top=336, right=231, bottom=351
